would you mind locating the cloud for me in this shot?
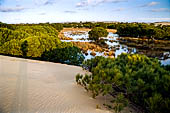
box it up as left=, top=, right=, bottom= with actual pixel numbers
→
left=64, top=10, right=77, bottom=13
left=76, top=0, right=127, bottom=7
left=77, top=8, right=89, bottom=10
left=139, top=18, right=170, bottom=21
left=35, top=0, right=56, bottom=6
left=43, top=0, right=55, bottom=5
left=39, top=12, right=46, bottom=15
left=0, top=6, right=26, bottom=12
left=112, top=8, right=125, bottom=11
left=140, top=1, right=159, bottom=7
left=110, top=0, right=128, bottom=3
left=150, top=8, right=170, bottom=12
left=76, top=1, right=88, bottom=7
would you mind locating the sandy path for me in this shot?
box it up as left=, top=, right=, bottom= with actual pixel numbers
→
left=0, top=55, right=113, bottom=113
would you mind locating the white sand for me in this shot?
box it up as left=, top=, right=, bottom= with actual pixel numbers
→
left=0, top=55, right=135, bottom=113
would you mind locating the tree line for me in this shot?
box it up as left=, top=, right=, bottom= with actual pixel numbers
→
left=116, top=23, right=170, bottom=40
left=1, top=21, right=170, bottom=40
left=63, top=22, right=170, bottom=40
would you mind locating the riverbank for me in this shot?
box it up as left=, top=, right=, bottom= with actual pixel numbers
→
left=0, top=55, right=137, bottom=113
left=61, top=28, right=117, bottom=33
left=59, top=28, right=170, bottom=64
left=118, top=37, right=170, bottom=51
left=59, top=28, right=117, bottom=40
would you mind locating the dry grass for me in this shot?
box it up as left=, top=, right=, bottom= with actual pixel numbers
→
left=61, top=28, right=117, bottom=33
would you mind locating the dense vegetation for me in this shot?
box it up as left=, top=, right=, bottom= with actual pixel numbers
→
left=63, top=22, right=108, bottom=29
left=88, top=27, right=108, bottom=44
left=0, top=22, right=84, bottom=65
left=76, top=53, right=170, bottom=113
left=63, top=22, right=170, bottom=40
left=117, top=23, right=170, bottom=40
left=41, top=45, right=84, bottom=65
left=1, top=21, right=170, bottom=112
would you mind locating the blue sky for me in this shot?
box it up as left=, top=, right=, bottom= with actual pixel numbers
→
left=0, top=0, right=170, bottom=23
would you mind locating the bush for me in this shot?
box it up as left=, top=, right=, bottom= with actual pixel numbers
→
left=88, top=27, right=108, bottom=43
left=41, top=45, right=85, bottom=65
left=0, top=23, right=84, bottom=66
left=116, top=23, right=170, bottom=40
left=76, top=53, right=170, bottom=113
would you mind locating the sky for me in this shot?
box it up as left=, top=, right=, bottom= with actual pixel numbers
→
left=0, top=0, right=170, bottom=23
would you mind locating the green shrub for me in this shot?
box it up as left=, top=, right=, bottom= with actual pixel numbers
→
left=76, top=53, right=170, bottom=113
left=0, top=23, right=84, bottom=66
left=41, top=45, right=84, bottom=65
left=88, top=27, right=108, bottom=44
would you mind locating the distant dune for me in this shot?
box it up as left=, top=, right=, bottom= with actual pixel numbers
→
left=154, top=22, right=170, bottom=26
left=0, top=55, right=135, bottom=113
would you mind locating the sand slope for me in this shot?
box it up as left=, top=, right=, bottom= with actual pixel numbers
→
left=0, top=55, right=113, bottom=113
left=0, top=55, right=137, bottom=113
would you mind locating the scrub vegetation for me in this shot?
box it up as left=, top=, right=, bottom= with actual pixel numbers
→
left=0, top=21, right=170, bottom=113
left=0, top=22, right=84, bottom=65
left=76, top=54, right=170, bottom=113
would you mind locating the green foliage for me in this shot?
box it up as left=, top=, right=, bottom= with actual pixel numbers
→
left=16, top=25, right=59, bottom=37
left=62, top=22, right=116, bottom=29
left=0, top=22, right=15, bottom=29
left=117, top=23, right=170, bottom=40
left=76, top=53, right=170, bottom=113
left=21, top=35, right=60, bottom=57
left=82, top=56, right=105, bottom=72
left=95, top=22, right=107, bottom=29
left=51, top=23, right=63, bottom=32
left=21, top=40, right=28, bottom=57
left=0, top=22, right=8, bottom=28
left=52, top=22, right=169, bottom=40
left=41, top=45, right=85, bottom=65
left=112, top=93, right=128, bottom=113
left=0, top=28, right=29, bottom=46
left=145, top=93, right=163, bottom=113
left=107, top=24, right=116, bottom=29
left=0, top=39, right=22, bottom=56
left=88, top=27, right=108, bottom=44
left=0, top=22, right=84, bottom=66
left=76, top=73, right=83, bottom=85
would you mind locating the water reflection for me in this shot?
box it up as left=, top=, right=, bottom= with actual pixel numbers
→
left=62, top=31, right=170, bottom=65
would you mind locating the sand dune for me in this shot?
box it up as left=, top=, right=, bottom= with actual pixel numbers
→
left=0, top=55, right=134, bottom=113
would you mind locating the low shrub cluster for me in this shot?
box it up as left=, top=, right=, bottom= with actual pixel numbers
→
left=76, top=53, right=170, bottom=113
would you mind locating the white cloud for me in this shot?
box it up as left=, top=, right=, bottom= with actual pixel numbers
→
left=76, top=1, right=88, bottom=7
left=112, top=8, right=125, bottom=11
left=76, top=0, right=127, bottom=7
left=35, top=0, right=56, bottom=5
left=150, top=8, right=170, bottom=12
left=39, top=12, right=46, bottom=15
left=147, top=2, right=159, bottom=6
left=139, top=18, right=170, bottom=21
left=64, top=10, right=77, bottom=13
left=0, top=6, right=26, bottom=12
left=141, top=1, right=159, bottom=7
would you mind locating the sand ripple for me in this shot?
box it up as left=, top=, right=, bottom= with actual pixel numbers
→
left=0, top=56, right=113, bottom=113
